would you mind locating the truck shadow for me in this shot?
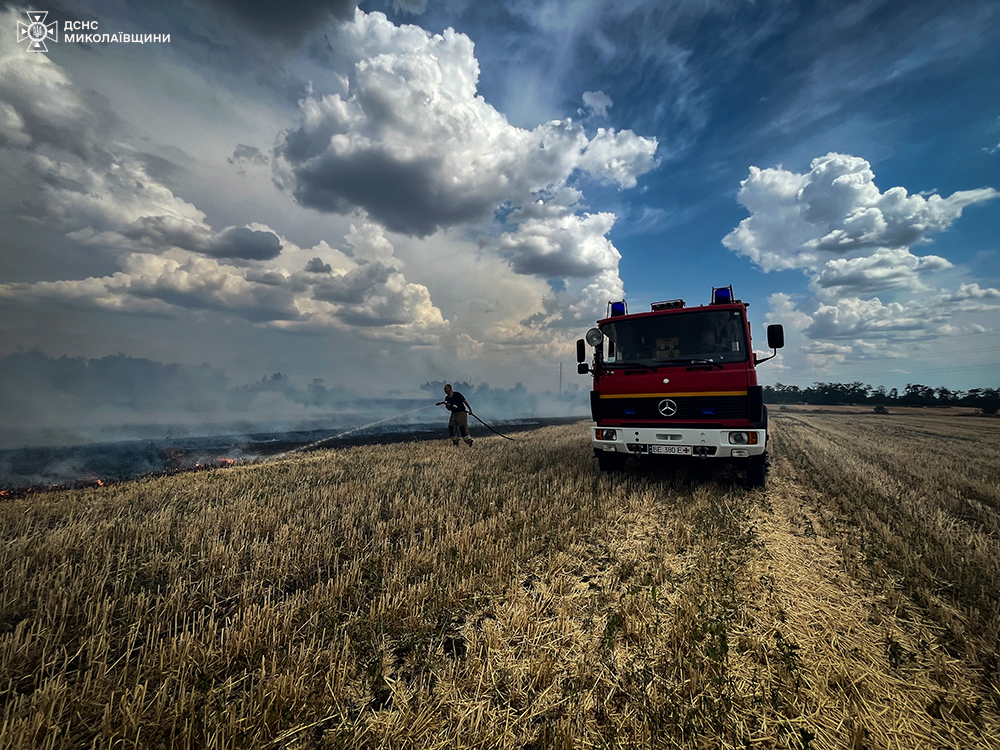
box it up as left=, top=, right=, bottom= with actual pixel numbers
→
left=600, top=455, right=752, bottom=491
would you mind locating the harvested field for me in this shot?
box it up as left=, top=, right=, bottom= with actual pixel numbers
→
left=1, top=415, right=998, bottom=748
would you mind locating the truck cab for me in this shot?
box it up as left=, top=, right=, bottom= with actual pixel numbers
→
left=577, top=286, right=783, bottom=487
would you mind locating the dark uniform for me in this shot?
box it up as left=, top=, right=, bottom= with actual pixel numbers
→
left=444, top=389, right=474, bottom=447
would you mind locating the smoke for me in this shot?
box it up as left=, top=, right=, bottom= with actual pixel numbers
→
left=0, top=351, right=590, bottom=451
left=0, top=353, right=590, bottom=491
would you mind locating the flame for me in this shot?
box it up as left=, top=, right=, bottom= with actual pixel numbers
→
left=219, top=457, right=235, bottom=466
left=95, top=479, right=104, bottom=486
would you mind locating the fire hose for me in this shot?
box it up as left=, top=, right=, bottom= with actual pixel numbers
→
left=435, top=403, right=518, bottom=441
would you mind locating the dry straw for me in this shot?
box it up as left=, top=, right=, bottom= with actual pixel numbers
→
left=1, top=415, right=997, bottom=748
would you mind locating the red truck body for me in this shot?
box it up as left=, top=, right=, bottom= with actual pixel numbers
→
left=578, top=287, right=782, bottom=486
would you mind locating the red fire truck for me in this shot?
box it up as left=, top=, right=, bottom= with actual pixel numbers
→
left=576, top=286, right=784, bottom=487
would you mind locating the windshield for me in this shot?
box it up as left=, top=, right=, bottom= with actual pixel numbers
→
left=602, top=309, right=748, bottom=365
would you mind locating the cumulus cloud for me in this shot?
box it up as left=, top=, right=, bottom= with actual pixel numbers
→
left=804, top=296, right=928, bottom=340
left=723, top=153, right=997, bottom=290
left=766, top=292, right=813, bottom=331
left=0, top=240, right=449, bottom=339
left=769, top=287, right=1000, bottom=350
left=498, top=211, right=620, bottom=278
left=734, top=154, right=1000, bottom=375
left=518, top=269, right=626, bottom=332
left=274, top=12, right=657, bottom=237
left=0, top=6, right=657, bottom=371
left=345, top=219, right=397, bottom=265
left=814, top=247, right=951, bottom=294
left=0, top=25, right=448, bottom=343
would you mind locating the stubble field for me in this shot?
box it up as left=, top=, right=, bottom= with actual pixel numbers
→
left=1, top=413, right=998, bottom=748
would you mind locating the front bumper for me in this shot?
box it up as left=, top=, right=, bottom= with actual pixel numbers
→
left=591, top=426, right=766, bottom=458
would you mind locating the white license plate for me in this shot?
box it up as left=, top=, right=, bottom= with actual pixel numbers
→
left=650, top=445, right=692, bottom=455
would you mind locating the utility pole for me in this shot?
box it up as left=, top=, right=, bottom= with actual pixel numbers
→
left=559, top=362, right=562, bottom=396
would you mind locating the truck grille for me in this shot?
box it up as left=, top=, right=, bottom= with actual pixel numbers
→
left=600, top=395, right=749, bottom=421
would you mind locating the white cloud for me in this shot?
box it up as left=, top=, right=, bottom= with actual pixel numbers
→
left=0, top=242, right=449, bottom=340
left=948, top=283, right=1000, bottom=303
left=582, top=90, right=613, bottom=118
left=728, top=152, right=1000, bottom=377
left=766, top=292, right=813, bottom=331
left=805, top=296, right=929, bottom=340
left=813, top=247, right=952, bottom=295
left=345, top=219, right=397, bottom=265
left=275, top=11, right=657, bottom=237
left=498, top=211, right=620, bottom=278
left=769, top=287, right=1000, bottom=349
left=724, top=153, right=997, bottom=285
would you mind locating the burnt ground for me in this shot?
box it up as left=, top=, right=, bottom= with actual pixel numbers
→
left=0, top=416, right=588, bottom=498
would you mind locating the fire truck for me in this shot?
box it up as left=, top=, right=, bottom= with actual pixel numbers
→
left=576, top=286, right=784, bottom=487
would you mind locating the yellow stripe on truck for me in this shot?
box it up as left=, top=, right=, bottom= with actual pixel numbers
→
left=599, top=391, right=748, bottom=398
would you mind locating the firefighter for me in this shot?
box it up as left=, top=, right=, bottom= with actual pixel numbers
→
left=699, top=327, right=732, bottom=355
left=441, top=384, right=474, bottom=447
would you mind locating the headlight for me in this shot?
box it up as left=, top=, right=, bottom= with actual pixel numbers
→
left=596, top=429, right=617, bottom=441
left=729, top=432, right=748, bottom=445
left=585, top=328, right=603, bottom=347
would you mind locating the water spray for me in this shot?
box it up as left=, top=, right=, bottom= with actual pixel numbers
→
left=279, top=403, right=439, bottom=457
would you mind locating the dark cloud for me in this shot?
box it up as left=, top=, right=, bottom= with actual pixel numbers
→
left=121, top=218, right=282, bottom=260
left=228, top=144, right=270, bottom=174
left=311, top=262, right=394, bottom=304
left=0, top=48, right=118, bottom=164
left=207, top=227, right=283, bottom=261
left=286, top=149, right=487, bottom=237
left=245, top=269, right=289, bottom=286
left=305, top=257, right=333, bottom=273
left=203, top=0, right=358, bottom=42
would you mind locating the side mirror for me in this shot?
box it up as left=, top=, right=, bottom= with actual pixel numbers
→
left=577, top=363, right=589, bottom=374
left=576, top=339, right=586, bottom=363
left=767, top=324, right=784, bottom=350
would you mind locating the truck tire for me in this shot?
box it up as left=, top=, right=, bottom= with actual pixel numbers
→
left=746, top=453, right=767, bottom=488
left=597, top=451, right=626, bottom=473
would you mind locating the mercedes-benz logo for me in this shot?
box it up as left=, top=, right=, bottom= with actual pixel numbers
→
left=658, top=398, right=678, bottom=417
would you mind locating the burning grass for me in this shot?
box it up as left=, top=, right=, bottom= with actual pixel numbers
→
left=1, top=417, right=998, bottom=748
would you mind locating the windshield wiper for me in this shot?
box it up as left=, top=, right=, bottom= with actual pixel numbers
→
left=644, top=358, right=726, bottom=370
left=681, top=358, right=725, bottom=370
left=598, top=361, right=660, bottom=372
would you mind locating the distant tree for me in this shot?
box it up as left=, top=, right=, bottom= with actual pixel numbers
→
left=979, top=389, right=1000, bottom=415
left=873, top=404, right=889, bottom=414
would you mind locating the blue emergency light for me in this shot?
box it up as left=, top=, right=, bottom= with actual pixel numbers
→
left=712, top=286, right=733, bottom=305
left=609, top=300, right=627, bottom=317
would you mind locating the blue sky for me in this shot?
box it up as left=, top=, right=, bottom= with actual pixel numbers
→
left=0, top=0, right=998, bottom=436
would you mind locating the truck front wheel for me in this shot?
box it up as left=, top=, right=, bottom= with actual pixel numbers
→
left=597, top=451, right=626, bottom=473
left=746, top=454, right=767, bottom=488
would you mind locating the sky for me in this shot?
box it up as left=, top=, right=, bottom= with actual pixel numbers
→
left=0, top=0, right=998, bottom=440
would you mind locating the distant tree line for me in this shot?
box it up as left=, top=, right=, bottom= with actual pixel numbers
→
left=764, top=382, right=1000, bottom=414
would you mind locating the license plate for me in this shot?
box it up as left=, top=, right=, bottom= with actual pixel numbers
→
left=650, top=445, right=692, bottom=455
